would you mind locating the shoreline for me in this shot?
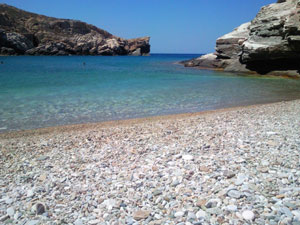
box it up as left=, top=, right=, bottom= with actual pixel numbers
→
left=0, top=99, right=295, bottom=139
left=178, top=62, right=300, bottom=79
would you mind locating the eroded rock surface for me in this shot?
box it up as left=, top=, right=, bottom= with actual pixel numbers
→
left=182, top=0, right=300, bottom=77
left=0, top=4, right=150, bottom=56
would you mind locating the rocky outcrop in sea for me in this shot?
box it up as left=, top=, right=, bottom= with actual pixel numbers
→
left=0, top=4, right=150, bottom=56
left=182, top=0, right=300, bottom=77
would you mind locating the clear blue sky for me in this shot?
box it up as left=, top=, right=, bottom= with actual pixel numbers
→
left=0, top=0, right=275, bottom=53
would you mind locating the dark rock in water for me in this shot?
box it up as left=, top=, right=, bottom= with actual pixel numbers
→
left=181, top=0, right=300, bottom=77
left=0, top=4, right=150, bottom=56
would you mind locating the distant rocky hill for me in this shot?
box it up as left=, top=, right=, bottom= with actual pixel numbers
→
left=182, top=0, right=300, bottom=77
left=0, top=4, right=150, bottom=56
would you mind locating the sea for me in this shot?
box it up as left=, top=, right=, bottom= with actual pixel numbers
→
left=1, top=54, right=300, bottom=132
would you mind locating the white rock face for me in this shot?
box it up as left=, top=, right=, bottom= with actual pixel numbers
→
left=218, top=22, right=250, bottom=40
left=241, top=0, right=300, bottom=62
left=182, top=0, right=300, bottom=77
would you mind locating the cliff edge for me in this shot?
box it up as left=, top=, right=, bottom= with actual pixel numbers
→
left=182, top=0, right=300, bottom=77
left=0, top=4, right=150, bottom=56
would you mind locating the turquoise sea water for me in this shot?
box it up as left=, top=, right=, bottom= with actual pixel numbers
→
left=1, top=54, right=300, bottom=132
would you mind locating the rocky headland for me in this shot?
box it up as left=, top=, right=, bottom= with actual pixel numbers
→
left=0, top=4, right=150, bottom=56
left=182, top=0, right=300, bottom=77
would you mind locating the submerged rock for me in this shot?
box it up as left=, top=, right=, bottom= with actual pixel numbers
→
left=0, top=4, right=150, bottom=56
left=182, top=0, right=300, bottom=77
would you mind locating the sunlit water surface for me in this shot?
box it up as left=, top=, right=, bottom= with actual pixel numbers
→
left=1, top=54, right=300, bottom=132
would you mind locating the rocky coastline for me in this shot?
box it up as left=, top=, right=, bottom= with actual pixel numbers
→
left=181, top=0, right=300, bottom=77
left=0, top=4, right=150, bottom=56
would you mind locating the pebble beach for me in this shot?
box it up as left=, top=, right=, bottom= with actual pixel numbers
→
left=1, top=100, right=300, bottom=225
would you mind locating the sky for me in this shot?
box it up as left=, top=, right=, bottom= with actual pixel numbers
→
left=0, top=0, right=275, bottom=54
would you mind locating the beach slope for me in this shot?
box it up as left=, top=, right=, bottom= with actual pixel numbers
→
left=0, top=100, right=300, bottom=224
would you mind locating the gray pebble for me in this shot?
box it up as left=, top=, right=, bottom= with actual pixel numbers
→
left=7, top=207, right=15, bottom=217
left=227, top=190, right=242, bottom=199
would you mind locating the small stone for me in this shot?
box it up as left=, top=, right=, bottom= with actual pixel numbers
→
left=7, top=207, right=15, bottom=217
left=152, top=166, right=158, bottom=171
left=187, top=212, right=196, bottom=220
left=182, top=155, right=194, bottom=161
left=284, top=202, right=297, bottom=210
left=196, top=210, right=206, bottom=219
left=120, top=203, right=127, bottom=208
left=206, top=208, right=222, bottom=215
left=205, top=199, right=221, bottom=208
left=281, top=217, right=292, bottom=224
left=37, top=155, right=49, bottom=161
left=173, top=181, right=181, bottom=188
left=25, top=220, right=40, bottom=225
left=74, top=219, right=84, bottom=225
left=32, top=203, right=46, bottom=215
left=235, top=158, right=245, bottom=163
left=0, top=215, right=9, bottom=222
left=227, top=190, right=242, bottom=199
left=235, top=174, right=247, bottom=186
left=38, top=173, right=47, bottom=182
left=126, top=217, right=135, bottom=224
left=89, top=219, right=101, bottom=224
left=292, top=211, right=300, bottom=220
left=133, top=210, right=151, bottom=221
left=217, top=215, right=225, bottom=224
left=154, top=214, right=161, bottom=220
left=103, top=199, right=117, bottom=210
left=281, top=207, right=293, bottom=218
left=152, top=189, right=162, bottom=196
left=259, top=167, right=269, bottom=173
left=199, top=166, right=210, bottom=172
left=196, top=199, right=206, bottom=207
left=242, top=210, right=255, bottom=220
left=227, top=205, right=238, bottom=212
left=70, top=193, right=77, bottom=200
left=174, top=211, right=185, bottom=217
left=261, top=160, right=270, bottom=166
left=276, top=194, right=285, bottom=199
left=14, top=212, right=22, bottom=220
left=5, top=198, right=13, bottom=204
left=223, top=170, right=235, bottom=179
left=27, top=189, right=35, bottom=198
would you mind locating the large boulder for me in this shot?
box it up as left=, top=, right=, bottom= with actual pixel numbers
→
left=182, top=0, right=300, bottom=77
left=0, top=4, right=150, bottom=56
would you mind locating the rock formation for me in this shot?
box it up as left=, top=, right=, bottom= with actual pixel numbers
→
left=0, top=4, right=150, bottom=56
left=182, top=0, right=300, bottom=77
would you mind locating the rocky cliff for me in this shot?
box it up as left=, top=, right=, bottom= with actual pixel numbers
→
left=182, top=0, right=300, bottom=77
left=0, top=4, right=150, bottom=56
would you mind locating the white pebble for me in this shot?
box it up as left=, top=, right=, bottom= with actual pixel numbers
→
left=242, top=210, right=255, bottom=220
left=174, top=211, right=185, bottom=217
left=182, top=155, right=194, bottom=160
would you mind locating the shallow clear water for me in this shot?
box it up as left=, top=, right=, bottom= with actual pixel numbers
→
left=1, top=54, right=300, bottom=132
